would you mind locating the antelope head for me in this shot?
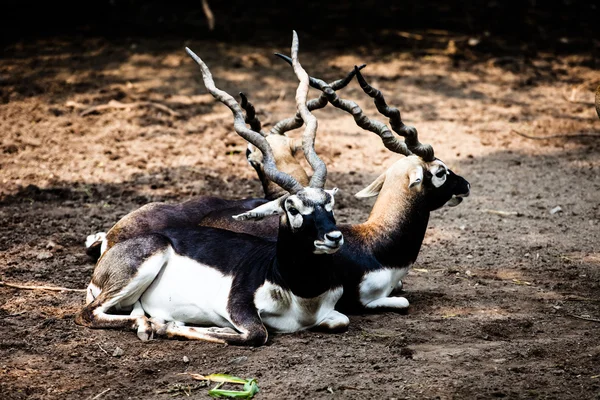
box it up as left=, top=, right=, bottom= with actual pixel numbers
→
left=186, top=31, right=344, bottom=255
left=310, top=66, right=470, bottom=211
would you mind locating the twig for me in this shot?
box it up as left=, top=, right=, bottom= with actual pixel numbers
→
left=561, top=94, right=593, bottom=105
left=0, top=281, right=86, bottom=293
left=202, top=0, right=215, bottom=31
left=566, top=313, right=600, bottom=323
left=481, top=209, right=520, bottom=217
left=5, top=311, right=26, bottom=317
left=562, top=83, right=594, bottom=104
left=511, top=129, right=600, bottom=140
left=88, top=388, right=111, bottom=400
left=97, top=344, right=109, bottom=356
left=80, top=100, right=179, bottom=117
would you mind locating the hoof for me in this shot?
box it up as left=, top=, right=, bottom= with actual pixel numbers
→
left=137, top=320, right=155, bottom=341
left=155, top=321, right=177, bottom=337
left=395, top=296, right=410, bottom=308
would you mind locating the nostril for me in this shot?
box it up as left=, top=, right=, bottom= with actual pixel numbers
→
left=325, top=231, right=342, bottom=242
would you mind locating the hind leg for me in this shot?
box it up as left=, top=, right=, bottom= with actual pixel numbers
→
left=156, top=302, right=268, bottom=346
left=76, top=235, right=171, bottom=340
left=77, top=296, right=156, bottom=341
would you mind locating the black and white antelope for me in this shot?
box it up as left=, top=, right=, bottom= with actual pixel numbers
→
left=85, top=45, right=470, bottom=314
left=76, top=32, right=349, bottom=345
left=85, top=59, right=365, bottom=259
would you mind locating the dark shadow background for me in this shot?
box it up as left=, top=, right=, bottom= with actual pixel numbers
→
left=1, top=0, right=598, bottom=55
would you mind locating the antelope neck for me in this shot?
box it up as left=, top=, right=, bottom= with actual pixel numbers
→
left=355, top=185, right=430, bottom=268
left=274, top=225, right=338, bottom=298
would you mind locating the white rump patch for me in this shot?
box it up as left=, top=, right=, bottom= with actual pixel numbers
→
left=86, top=283, right=101, bottom=305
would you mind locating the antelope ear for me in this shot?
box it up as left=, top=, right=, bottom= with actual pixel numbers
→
left=232, top=196, right=286, bottom=221
left=355, top=172, right=386, bottom=198
left=408, top=166, right=424, bottom=189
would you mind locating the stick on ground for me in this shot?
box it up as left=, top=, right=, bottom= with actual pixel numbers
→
left=0, top=281, right=86, bottom=293
left=511, top=129, right=600, bottom=140
left=80, top=100, right=179, bottom=117
left=566, top=313, right=600, bottom=323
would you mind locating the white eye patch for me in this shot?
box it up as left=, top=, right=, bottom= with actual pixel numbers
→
left=430, top=161, right=448, bottom=188
left=285, top=197, right=312, bottom=230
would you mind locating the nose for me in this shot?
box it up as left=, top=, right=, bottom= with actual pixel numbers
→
left=325, top=231, right=343, bottom=243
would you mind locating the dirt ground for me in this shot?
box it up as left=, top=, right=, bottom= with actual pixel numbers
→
left=1, top=33, right=599, bottom=400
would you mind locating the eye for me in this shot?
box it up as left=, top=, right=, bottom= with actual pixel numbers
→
left=288, top=207, right=299, bottom=216
left=435, top=169, right=446, bottom=178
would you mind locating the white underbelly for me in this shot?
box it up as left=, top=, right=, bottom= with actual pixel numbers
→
left=254, top=282, right=343, bottom=333
left=140, top=254, right=233, bottom=327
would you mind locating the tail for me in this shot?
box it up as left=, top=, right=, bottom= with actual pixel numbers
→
left=85, top=232, right=107, bottom=261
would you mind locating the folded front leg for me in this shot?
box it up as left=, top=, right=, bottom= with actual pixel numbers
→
left=312, top=310, right=349, bottom=333
left=364, top=296, right=409, bottom=311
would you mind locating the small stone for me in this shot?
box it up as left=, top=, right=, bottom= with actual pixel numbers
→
left=113, top=347, right=124, bottom=357
left=466, top=255, right=473, bottom=259
left=550, top=206, right=562, bottom=215
left=459, top=225, right=466, bottom=231
left=37, top=251, right=53, bottom=260
left=228, top=356, right=248, bottom=365
left=183, top=356, right=190, bottom=363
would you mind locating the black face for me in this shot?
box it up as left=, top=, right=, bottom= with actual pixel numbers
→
left=283, top=189, right=344, bottom=255
left=424, top=167, right=470, bottom=211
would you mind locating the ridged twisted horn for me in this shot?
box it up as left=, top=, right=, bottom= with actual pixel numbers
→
left=290, top=31, right=327, bottom=189
left=270, top=54, right=366, bottom=136
left=185, top=47, right=303, bottom=194
left=354, top=67, right=434, bottom=161
left=309, top=78, right=413, bottom=156
left=239, top=92, right=263, bottom=135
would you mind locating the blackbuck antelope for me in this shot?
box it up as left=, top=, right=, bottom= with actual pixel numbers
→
left=85, top=61, right=364, bottom=260
left=76, top=32, right=349, bottom=345
left=85, top=46, right=470, bottom=314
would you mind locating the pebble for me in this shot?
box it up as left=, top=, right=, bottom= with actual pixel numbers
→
left=113, top=347, right=124, bottom=357
left=36, top=251, right=53, bottom=260
left=228, top=356, right=248, bottom=365
left=183, top=356, right=190, bottom=363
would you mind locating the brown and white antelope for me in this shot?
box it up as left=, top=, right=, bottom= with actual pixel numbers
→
left=76, top=32, right=349, bottom=345
left=238, top=55, right=471, bottom=311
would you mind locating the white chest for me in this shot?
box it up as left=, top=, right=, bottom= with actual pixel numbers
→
left=359, top=267, right=410, bottom=305
left=254, top=282, right=343, bottom=333
left=140, top=254, right=233, bottom=327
